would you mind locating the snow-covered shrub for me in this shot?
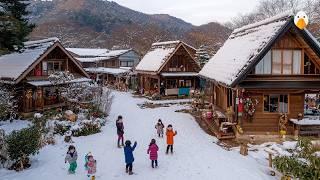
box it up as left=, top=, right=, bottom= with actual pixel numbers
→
left=93, top=87, right=113, bottom=116
left=273, top=138, right=320, bottom=179
left=5, top=126, right=41, bottom=171
left=71, top=119, right=104, bottom=137
left=53, top=118, right=106, bottom=137
left=0, top=85, right=18, bottom=121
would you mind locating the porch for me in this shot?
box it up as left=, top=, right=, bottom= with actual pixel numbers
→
left=139, top=72, right=199, bottom=97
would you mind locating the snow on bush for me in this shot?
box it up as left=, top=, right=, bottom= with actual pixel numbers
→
left=53, top=118, right=106, bottom=137
left=0, top=85, right=18, bottom=121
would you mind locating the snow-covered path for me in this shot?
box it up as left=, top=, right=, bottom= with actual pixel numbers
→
left=1, top=91, right=274, bottom=180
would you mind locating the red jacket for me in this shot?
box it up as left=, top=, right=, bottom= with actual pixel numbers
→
left=147, top=144, right=159, bottom=160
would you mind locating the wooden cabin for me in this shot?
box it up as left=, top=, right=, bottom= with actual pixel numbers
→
left=199, top=13, right=320, bottom=135
left=0, top=38, right=90, bottom=113
left=68, top=48, right=140, bottom=89
left=136, top=41, right=201, bottom=97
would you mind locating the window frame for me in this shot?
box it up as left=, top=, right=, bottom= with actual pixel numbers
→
left=263, top=94, right=289, bottom=114
left=255, top=49, right=304, bottom=75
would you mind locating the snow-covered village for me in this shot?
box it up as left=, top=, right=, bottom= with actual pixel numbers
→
left=0, top=0, right=320, bottom=180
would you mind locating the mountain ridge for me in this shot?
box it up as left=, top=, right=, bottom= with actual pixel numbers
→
left=29, top=0, right=231, bottom=54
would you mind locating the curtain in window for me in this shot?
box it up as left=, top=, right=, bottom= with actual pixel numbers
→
left=293, top=50, right=302, bottom=74
left=255, top=51, right=271, bottom=74
left=272, top=50, right=282, bottom=74
left=283, top=50, right=292, bottom=74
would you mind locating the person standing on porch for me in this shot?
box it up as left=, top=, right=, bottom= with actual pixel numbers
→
left=166, top=124, right=177, bottom=154
left=116, top=115, right=125, bottom=148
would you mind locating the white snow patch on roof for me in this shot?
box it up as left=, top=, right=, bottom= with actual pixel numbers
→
left=0, top=38, right=58, bottom=81
left=76, top=57, right=110, bottom=63
left=161, top=72, right=198, bottom=77
left=199, top=14, right=291, bottom=86
left=100, top=49, right=131, bottom=57
left=152, top=41, right=180, bottom=46
left=67, top=48, right=109, bottom=57
left=27, top=77, right=92, bottom=87
left=84, top=67, right=131, bottom=75
left=136, top=47, right=175, bottom=72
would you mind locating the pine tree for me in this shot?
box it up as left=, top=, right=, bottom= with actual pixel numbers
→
left=195, top=45, right=211, bottom=68
left=0, top=0, right=35, bottom=54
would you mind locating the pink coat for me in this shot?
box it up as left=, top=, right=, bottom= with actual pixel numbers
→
left=87, top=160, right=97, bottom=175
left=147, top=144, right=158, bottom=160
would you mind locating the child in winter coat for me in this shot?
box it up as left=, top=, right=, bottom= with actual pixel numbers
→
left=65, top=145, right=78, bottom=174
left=116, top=115, right=125, bottom=148
left=155, top=119, right=165, bottom=137
left=147, top=139, right=159, bottom=168
left=166, top=124, right=177, bottom=154
left=124, top=140, right=137, bottom=175
left=85, top=153, right=97, bottom=180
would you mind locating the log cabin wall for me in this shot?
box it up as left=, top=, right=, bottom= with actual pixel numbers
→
left=241, top=90, right=304, bottom=133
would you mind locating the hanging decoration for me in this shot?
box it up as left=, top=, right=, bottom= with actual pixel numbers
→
left=243, top=97, right=258, bottom=122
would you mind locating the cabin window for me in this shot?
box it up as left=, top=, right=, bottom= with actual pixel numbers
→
left=255, top=51, right=271, bottom=74
left=255, top=50, right=302, bottom=75
left=303, top=54, right=320, bottom=74
left=293, top=50, right=302, bottom=74
left=264, top=94, right=288, bottom=113
left=120, top=61, right=134, bottom=67
left=185, top=80, right=192, bottom=87
left=166, top=79, right=177, bottom=89
left=272, top=50, right=282, bottom=74
left=43, top=61, right=63, bottom=75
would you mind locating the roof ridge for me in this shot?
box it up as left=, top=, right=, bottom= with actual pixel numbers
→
left=24, top=37, right=59, bottom=47
left=233, top=11, right=293, bottom=34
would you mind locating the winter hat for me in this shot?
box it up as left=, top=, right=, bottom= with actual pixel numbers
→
left=168, top=124, right=172, bottom=128
left=125, top=140, right=131, bottom=146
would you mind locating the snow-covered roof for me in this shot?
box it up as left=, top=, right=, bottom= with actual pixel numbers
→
left=76, top=57, right=110, bottom=63
left=136, top=41, right=195, bottom=72
left=161, top=72, right=198, bottom=77
left=99, top=49, right=131, bottom=57
left=84, top=67, right=131, bottom=75
left=27, top=77, right=92, bottom=87
left=199, top=12, right=293, bottom=86
left=66, top=48, right=109, bottom=57
left=0, top=38, right=59, bottom=81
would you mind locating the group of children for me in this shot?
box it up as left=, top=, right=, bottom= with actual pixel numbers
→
left=117, top=116, right=178, bottom=175
left=64, top=145, right=97, bottom=180
left=64, top=115, right=177, bottom=178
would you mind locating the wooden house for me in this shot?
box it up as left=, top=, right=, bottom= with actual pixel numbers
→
left=136, top=41, right=201, bottom=96
left=199, top=12, right=320, bottom=135
left=0, top=38, right=90, bottom=113
left=67, top=48, right=140, bottom=89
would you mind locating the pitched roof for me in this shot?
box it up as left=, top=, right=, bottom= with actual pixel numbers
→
left=0, top=38, right=59, bottom=82
left=0, top=38, right=89, bottom=84
left=199, top=12, right=294, bottom=87
left=136, top=40, right=196, bottom=72
left=66, top=48, right=109, bottom=57
left=67, top=48, right=132, bottom=62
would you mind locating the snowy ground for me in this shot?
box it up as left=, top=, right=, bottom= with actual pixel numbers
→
left=0, top=91, right=275, bottom=180
left=0, top=120, right=31, bottom=134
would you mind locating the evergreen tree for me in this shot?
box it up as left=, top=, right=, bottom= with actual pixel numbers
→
left=195, top=45, right=211, bottom=68
left=0, top=0, right=34, bottom=55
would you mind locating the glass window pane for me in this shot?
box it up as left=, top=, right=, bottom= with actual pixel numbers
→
left=272, top=50, right=282, bottom=74
left=283, top=50, right=292, bottom=74
left=279, top=95, right=288, bottom=113
left=269, top=94, right=279, bottom=112
left=293, top=50, right=302, bottom=74
left=255, top=59, right=264, bottom=74
left=264, top=95, right=270, bottom=112
left=264, top=51, right=272, bottom=74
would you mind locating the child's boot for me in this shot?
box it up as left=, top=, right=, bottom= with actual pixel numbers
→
left=91, top=175, right=95, bottom=180
left=125, top=167, right=129, bottom=173
left=129, top=171, right=134, bottom=175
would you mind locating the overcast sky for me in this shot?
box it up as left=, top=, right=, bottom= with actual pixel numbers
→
left=112, top=0, right=259, bottom=25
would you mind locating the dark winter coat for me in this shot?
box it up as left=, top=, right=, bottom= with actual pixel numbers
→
left=116, top=120, right=124, bottom=135
left=124, top=142, right=137, bottom=164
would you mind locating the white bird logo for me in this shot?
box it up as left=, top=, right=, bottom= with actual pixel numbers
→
left=294, top=11, right=309, bottom=30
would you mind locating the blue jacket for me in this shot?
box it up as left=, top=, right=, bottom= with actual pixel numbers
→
left=124, top=142, right=137, bottom=164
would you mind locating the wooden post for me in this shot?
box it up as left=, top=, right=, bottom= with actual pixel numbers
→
left=268, top=153, right=272, bottom=167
